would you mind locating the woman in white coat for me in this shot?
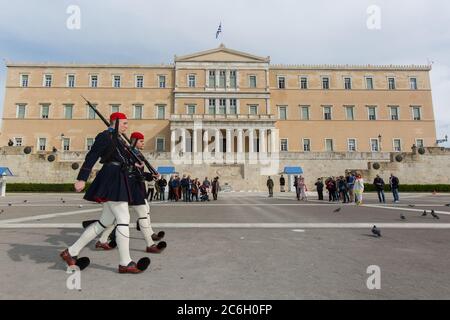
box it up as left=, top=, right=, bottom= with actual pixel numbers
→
left=353, top=173, right=365, bottom=205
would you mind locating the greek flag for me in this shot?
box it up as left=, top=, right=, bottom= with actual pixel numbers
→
left=216, top=23, right=222, bottom=39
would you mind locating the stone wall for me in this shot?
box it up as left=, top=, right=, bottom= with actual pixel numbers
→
left=1, top=146, right=449, bottom=191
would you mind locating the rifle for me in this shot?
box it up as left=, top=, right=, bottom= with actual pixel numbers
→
left=81, top=95, right=159, bottom=176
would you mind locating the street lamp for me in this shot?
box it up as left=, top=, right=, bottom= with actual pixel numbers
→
left=378, top=134, right=382, bottom=151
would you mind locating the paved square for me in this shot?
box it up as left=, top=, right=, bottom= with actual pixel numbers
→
left=0, top=192, right=449, bottom=299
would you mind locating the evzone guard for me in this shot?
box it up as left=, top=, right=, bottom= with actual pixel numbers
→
left=94, top=131, right=167, bottom=254
left=60, top=112, right=150, bottom=273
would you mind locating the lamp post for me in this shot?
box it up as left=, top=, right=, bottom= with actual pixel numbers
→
left=378, top=134, right=382, bottom=151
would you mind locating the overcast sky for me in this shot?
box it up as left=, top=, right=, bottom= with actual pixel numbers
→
left=0, top=0, right=449, bottom=145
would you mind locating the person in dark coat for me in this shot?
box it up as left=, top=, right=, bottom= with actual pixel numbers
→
left=373, top=174, right=386, bottom=203
left=60, top=112, right=147, bottom=274
left=158, top=177, right=167, bottom=201
left=95, top=132, right=165, bottom=254
left=212, top=177, right=220, bottom=200
left=267, top=176, right=274, bottom=197
left=280, top=175, right=286, bottom=192
left=315, top=178, right=324, bottom=200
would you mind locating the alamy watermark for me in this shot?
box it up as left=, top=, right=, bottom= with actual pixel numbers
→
left=366, top=5, right=381, bottom=30
left=66, top=5, right=81, bottom=30
left=366, top=265, right=381, bottom=290
left=66, top=265, right=82, bottom=291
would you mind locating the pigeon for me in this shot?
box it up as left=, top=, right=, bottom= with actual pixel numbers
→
left=333, top=208, right=342, bottom=213
left=445, top=204, right=450, bottom=207
left=79, top=205, right=83, bottom=208
left=62, top=200, right=66, bottom=204
left=23, top=200, right=27, bottom=203
left=8, top=203, right=12, bottom=206
left=0, top=209, right=4, bottom=214
left=421, top=210, right=427, bottom=217
left=430, top=210, right=440, bottom=220
left=400, top=214, right=406, bottom=220
left=371, top=225, right=381, bottom=237
left=408, top=204, right=415, bottom=208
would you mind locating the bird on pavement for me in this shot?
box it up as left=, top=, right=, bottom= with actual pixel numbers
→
left=408, top=204, right=415, bottom=208
left=333, top=208, right=342, bottom=213
left=421, top=210, right=427, bottom=217
left=371, top=225, right=381, bottom=237
left=445, top=204, right=450, bottom=207
left=0, top=209, right=4, bottom=214
left=8, top=203, right=12, bottom=206
left=400, top=214, right=406, bottom=220
left=430, top=210, right=440, bottom=220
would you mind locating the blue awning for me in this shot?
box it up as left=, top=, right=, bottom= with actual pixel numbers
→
left=0, top=167, right=14, bottom=176
left=283, top=166, right=303, bottom=175
left=157, top=166, right=176, bottom=175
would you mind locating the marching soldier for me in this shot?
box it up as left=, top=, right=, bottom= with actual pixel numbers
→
left=60, top=112, right=150, bottom=274
left=95, top=131, right=167, bottom=254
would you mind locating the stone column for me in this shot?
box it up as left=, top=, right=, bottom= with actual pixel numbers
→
left=170, top=129, right=176, bottom=154
left=270, top=128, right=277, bottom=153
left=180, top=128, right=186, bottom=153
left=192, top=128, right=198, bottom=154
left=237, top=128, right=244, bottom=163
left=226, top=128, right=232, bottom=163
left=259, top=128, right=266, bottom=153
left=215, top=128, right=221, bottom=154
left=203, top=129, right=209, bottom=153
left=248, top=128, right=256, bottom=164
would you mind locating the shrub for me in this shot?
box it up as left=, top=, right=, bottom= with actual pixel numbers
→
left=6, top=183, right=91, bottom=193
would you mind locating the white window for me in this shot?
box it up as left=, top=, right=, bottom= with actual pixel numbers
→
left=134, top=105, right=143, bottom=119
left=113, top=75, right=121, bottom=88
left=187, top=105, right=196, bottom=115
left=416, top=139, right=424, bottom=148
left=219, top=70, right=226, bottom=88
left=303, top=138, right=311, bottom=152
left=41, top=104, right=50, bottom=119
left=87, top=104, right=97, bottom=119
left=300, top=77, right=308, bottom=89
left=409, top=77, right=418, bottom=90
left=90, top=75, right=98, bottom=88
left=280, top=139, right=288, bottom=152
left=249, top=105, right=258, bottom=115
left=301, top=106, right=310, bottom=120
left=38, top=138, right=47, bottom=151
left=67, top=74, right=75, bottom=87
left=368, top=106, right=377, bottom=120
left=249, top=75, right=257, bottom=88
left=230, top=99, right=237, bottom=114
left=344, top=77, right=352, bottom=90
left=370, top=138, right=380, bottom=152
left=322, top=76, right=330, bottom=90
left=16, top=104, right=26, bottom=118
left=325, top=139, right=334, bottom=152
left=412, top=106, right=421, bottom=120
left=208, top=71, right=216, bottom=88
left=393, top=139, right=402, bottom=152
left=345, top=106, right=355, bottom=120
left=278, top=76, right=286, bottom=89
left=64, top=104, right=73, bottom=119
left=348, top=139, right=357, bottom=152
left=86, top=138, right=94, bottom=151
left=157, top=105, right=165, bottom=119
left=44, top=74, right=52, bottom=87
left=388, top=77, right=396, bottom=90
left=20, top=74, right=29, bottom=87
left=111, top=104, right=120, bottom=113
left=136, top=75, right=144, bottom=88
left=188, top=74, right=196, bottom=88
left=279, top=106, right=287, bottom=120
left=390, top=106, right=399, bottom=120
left=365, top=77, right=374, bottom=90
left=208, top=99, right=216, bottom=115
left=218, top=99, right=226, bottom=114
left=230, top=70, right=237, bottom=88
left=159, top=75, right=166, bottom=88
left=62, top=138, right=70, bottom=151
left=323, top=106, right=332, bottom=120
left=156, top=138, right=165, bottom=152
left=14, top=137, right=23, bottom=146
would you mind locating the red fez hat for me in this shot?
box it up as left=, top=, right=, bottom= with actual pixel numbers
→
left=110, top=112, right=127, bottom=122
left=131, top=132, right=145, bottom=140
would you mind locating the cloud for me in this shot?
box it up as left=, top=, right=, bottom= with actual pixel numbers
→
left=0, top=0, right=449, bottom=145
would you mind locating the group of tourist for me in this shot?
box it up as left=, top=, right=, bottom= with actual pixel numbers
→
left=267, top=172, right=401, bottom=205
left=146, top=175, right=220, bottom=202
